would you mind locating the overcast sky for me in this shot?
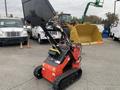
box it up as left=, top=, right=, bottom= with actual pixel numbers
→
left=0, top=0, right=120, bottom=19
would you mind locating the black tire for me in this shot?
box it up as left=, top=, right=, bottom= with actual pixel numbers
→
left=109, top=33, right=112, bottom=37
left=23, top=41, right=28, bottom=45
left=29, top=32, right=33, bottom=39
left=0, top=43, right=4, bottom=47
left=33, top=65, right=42, bottom=79
left=38, top=35, right=42, bottom=44
left=113, top=35, right=118, bottom=41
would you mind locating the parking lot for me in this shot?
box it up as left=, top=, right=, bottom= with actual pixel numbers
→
left=0, top=38, right=120, bottom=90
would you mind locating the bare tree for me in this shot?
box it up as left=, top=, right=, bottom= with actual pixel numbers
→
left=84, top=15, right=102, bottom=24
left=102, top=12, right=119, bottom=34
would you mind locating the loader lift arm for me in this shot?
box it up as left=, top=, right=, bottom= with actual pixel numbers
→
left=41, top=25, right=62, bottom=52
left=41, top=22, right=72, bottom=54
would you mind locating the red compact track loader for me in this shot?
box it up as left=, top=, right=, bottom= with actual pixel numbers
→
left=21, top=0, right=82, bottom=89
left=33, top=22, right=82, bottom=90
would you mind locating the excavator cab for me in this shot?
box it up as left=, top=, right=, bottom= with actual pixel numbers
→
left=95, top=0, right=104, bottom=7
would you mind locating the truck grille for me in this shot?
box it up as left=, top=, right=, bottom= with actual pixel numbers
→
left=7, top=32, right=20, bottom=37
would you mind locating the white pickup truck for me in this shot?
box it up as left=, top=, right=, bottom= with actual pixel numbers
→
left=31, top=25, right=61, bottom=44
left=96, top=24, right=104, bottom=33
left=110, top=22, right=120, bottom=41
left=0, top=18, right=28, bottom=45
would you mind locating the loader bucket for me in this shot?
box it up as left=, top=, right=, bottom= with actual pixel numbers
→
left=69, top=23, right=103, bottom=45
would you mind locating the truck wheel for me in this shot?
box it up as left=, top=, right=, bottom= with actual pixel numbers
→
left=38, top=35, right=42, bottom=44
left=113, top=35, right=118, bottom=41
left=23, top=40, right=28, bottom=45
left=33, top=65, right=42, bottom=79
left=0, top=43, right=4, bottom=47
left=109, top=33, right=113, bottom=37
left=29, top=32, right=33, bottom=39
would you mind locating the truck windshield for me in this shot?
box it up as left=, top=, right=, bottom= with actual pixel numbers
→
left=0, top=19, right=23, bottom=28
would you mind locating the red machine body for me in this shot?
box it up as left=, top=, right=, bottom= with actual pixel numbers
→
left=33, top=22, right=82, bottom=90
left=41, top=45, right=81, bottom=83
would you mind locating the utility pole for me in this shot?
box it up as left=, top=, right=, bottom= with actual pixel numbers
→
left=4, top=0, right=8, bottom=17
left=114, top=0, right=120, bottom=15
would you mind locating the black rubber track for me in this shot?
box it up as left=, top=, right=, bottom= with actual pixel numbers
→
left=53, top=68, right=82, bottom=90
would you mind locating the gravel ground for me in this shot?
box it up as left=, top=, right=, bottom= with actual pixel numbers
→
left=0, top=38, right=120, bottom=90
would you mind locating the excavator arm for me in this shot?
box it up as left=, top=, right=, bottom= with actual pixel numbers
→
left=82, top=0, right=104, bottom=23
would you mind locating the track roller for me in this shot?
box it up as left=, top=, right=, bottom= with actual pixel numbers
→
left=53, top=68, right=82, bottom=90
